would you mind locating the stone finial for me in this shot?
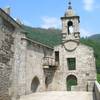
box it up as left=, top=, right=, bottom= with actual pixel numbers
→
left=68, top=0, right=72, bottom=9
left=15, top=18, right=22, bottom=25
left=3, top=6, right=11, bottom=15
left=64, top=0, right=76, bottom=17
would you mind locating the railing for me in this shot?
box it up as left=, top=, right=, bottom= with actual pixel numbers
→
left=94, top=81, right=100, bottom=100
left=43, top=57, right=59, bottom=67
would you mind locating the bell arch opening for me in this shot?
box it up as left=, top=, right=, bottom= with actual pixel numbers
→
left=67, top=21, right=73, bottom=34
left=66, top=75, right=77, bottom=91
left=31, top=76, right=40, bottom=92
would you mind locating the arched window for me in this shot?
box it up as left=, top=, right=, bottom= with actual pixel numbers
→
left=66, top=75, right=77, bottom=91
left=31, top=76, right=40, bottom=92
left=67, top=21, right=73, bottom=34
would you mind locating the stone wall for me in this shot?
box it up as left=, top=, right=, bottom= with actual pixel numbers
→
left=25, top=41, right=53, bottom=94
left=0, top=16, right=15, bottom=100
left=10, top=33, right=54, bottom=99
left=61, top=17, right=80, bottom=42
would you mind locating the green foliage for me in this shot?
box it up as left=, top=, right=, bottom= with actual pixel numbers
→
left=22, top=25, right=62, bottom=47
left=97, top=74, right=100, bottom=83
left=89, top=34, right=100, bottom=41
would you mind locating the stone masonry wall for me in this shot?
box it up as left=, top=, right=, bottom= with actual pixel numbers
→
left=0, top=16, right=15, bottom=100
left=10, top=32, right=27, bottom=100
left=51, top=43, right=96, bottom=91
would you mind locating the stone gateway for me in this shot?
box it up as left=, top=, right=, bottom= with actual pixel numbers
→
left=0, top=1, right=96, bottom=100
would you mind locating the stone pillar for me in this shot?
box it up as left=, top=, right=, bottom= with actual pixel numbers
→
left=11, top=30, right=27, bottom=100
left=87, top=80, right=96, bottom=92
left=17, top=37, right=27, bottom=96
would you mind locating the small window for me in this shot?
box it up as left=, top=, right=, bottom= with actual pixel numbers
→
left=67, top=58, right=76, bottom=70
left=55, top=51, right=59, bottom=62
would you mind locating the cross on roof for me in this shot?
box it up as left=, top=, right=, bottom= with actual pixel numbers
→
left=68, top=0, right=72, bottom=9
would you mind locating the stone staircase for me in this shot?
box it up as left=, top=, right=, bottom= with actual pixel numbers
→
left=19, top=91, right=96, bottom=100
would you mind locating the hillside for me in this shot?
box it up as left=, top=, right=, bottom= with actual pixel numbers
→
left=89, top=34, right=100, bottom=41
left=22, top=25, right=62, bottom=47
left=22, top=25, right=100, bottom=82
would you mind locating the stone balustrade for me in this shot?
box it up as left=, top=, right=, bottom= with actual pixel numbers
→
left=94, top=81, right=100, bottom=100
left=43, top=57, right=59, bottom=67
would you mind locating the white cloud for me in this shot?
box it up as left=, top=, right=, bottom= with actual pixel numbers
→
left=83, top=0, right=94, bottom=11
left=41, top=16, right=61, bottom=29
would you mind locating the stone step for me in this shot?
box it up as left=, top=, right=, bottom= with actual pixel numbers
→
left=19, top=91, right=95, bottom=100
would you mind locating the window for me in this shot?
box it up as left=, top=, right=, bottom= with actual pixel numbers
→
left=67, top=58, right=76, bottom=70
left=55, top=51, right=59, bottom=62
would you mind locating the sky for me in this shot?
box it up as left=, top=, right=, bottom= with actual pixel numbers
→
left=0, top=0, right=100, bottom=37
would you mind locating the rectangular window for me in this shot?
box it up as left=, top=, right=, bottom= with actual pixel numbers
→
left=67, top=58, right=76, bottom=70
left=55, top=51, right=59, bottom=62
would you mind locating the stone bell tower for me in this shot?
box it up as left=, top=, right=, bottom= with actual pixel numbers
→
left=61, top=1, right=80, bottom=43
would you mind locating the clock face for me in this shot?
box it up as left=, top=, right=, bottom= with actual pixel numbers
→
left=64, top=41, right=78, bottom=51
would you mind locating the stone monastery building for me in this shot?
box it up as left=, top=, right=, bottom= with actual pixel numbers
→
left=0, top=1, right=96, bottom=100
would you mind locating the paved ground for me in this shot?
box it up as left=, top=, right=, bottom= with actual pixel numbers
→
left=20, top=91, right=95, bottom=100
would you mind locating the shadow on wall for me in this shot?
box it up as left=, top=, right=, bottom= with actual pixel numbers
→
left=44, top=68, right=56, bottom=90
left=31, top=76, right=40, bottom=92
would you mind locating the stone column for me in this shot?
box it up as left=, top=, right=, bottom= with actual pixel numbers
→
left=17, top=37, right=27, bottom=96
left=11, top=30, right=27, bottom=100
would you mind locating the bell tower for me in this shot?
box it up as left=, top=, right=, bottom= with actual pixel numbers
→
left=61, top=0, right=80, bottom=43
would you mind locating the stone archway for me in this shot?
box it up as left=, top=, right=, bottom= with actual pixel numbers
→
left=31, top=76, right=40, bottom=92
left=66, top=75, right=77, bottom=91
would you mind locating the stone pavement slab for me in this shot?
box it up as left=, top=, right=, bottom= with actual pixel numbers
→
left=20, top=91, right=95, bottom=100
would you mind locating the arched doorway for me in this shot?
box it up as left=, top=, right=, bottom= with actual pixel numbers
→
left=31, top=76, right=40, bottom=92
left=66, top=75, right=77, bottom=91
